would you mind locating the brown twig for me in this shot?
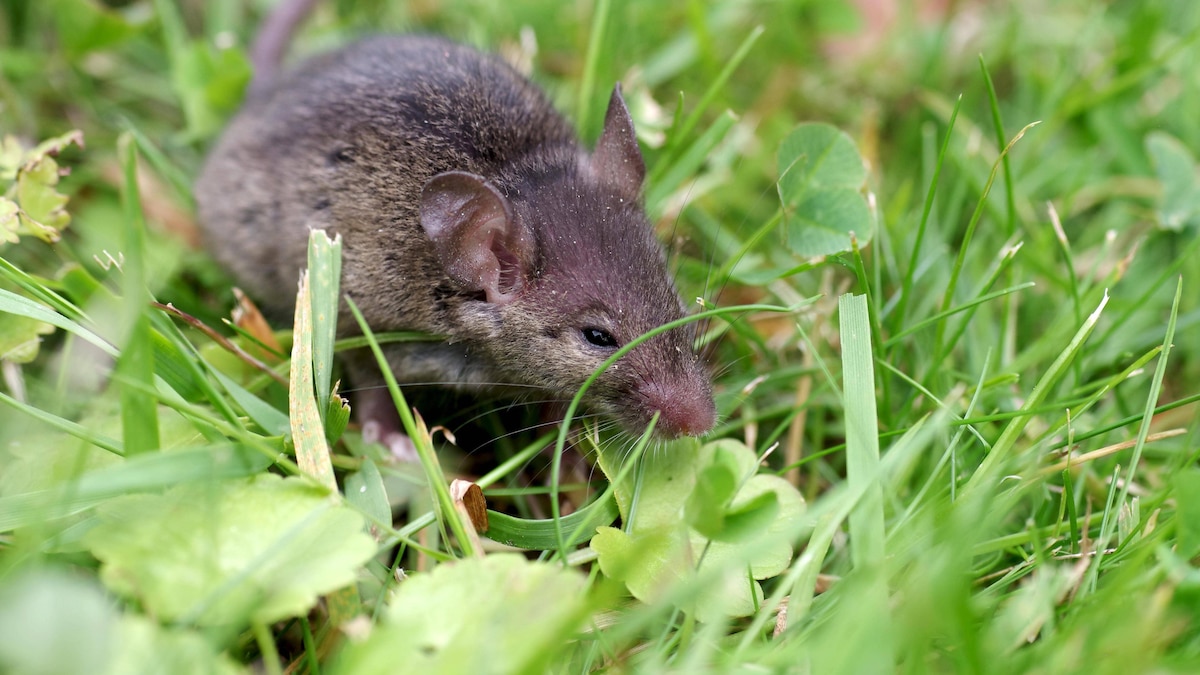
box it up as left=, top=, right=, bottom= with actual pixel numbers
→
left=153, top=301, right=288, bottom=386
left=1039, top=429, right=1186, bottom=476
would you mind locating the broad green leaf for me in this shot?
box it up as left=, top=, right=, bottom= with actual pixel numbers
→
left=777, top=122, right=873, bottom=257
left=332, top=555, right=587, bottom=675
left=0, top=397, right=129, bottom=499
left=202, top=46, right=253, bottom=114
left=105, top=615, right=246, bottom=675
left=0, top=568, right=116, bottom=674
left=0, top=398, right=263, bottom=533
left=0, top=391, right=124, bottom=460
left=0, top=313, right=54, bottom=363
left=173, top=42, right=224, bottom=139
left=1146, top=131, right=1200, bottom=231
left=592, top=524, right=685, bottom=599
left=0, top=569, right=244, bottom=675
left=86, top=474, right=376, bottom=626
left=701, top=474, right=799, bottom=578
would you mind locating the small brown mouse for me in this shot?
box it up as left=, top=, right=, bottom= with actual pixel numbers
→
left=195, top=9, right=716, bottom=455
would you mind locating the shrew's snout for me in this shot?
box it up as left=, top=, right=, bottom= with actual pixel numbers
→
left=639, top=377, right=716, bottom=438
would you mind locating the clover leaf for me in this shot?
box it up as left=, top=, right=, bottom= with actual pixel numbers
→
left=777, top=122, right=873, bottom=257
left=592, top=438, right=805, bottom=623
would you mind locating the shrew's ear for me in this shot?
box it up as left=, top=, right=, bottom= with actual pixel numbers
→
left=420, top=171, right=532, bottom=304
left=592, top=84, right=646, bottom=198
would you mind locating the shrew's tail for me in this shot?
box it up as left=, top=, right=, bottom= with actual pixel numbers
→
left=248, top=0, right=320, bottom=95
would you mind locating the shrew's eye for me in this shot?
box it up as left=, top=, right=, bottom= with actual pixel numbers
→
left=582, top=327, right=619, bottom=348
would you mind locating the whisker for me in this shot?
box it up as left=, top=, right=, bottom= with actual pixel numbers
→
left=468, top=413, right=609, bottom=454
left=452, top=396, right=585, bottom=429
left=711, top=352, right=754, bottom=380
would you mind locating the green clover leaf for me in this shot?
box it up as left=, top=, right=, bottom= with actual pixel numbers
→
left=593, top=438, right=805, bottom=622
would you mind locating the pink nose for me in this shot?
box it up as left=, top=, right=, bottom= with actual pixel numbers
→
left=644, top=383, right=716, bottom=438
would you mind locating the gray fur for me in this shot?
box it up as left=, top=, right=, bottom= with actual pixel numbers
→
left=195, top=36, right=715, bottom=437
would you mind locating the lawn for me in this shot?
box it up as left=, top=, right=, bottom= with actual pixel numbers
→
left=2, top=0, right=1200, bottom=673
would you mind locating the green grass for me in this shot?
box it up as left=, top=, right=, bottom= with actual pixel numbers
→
left=3, top=0, right=1200, bottom=673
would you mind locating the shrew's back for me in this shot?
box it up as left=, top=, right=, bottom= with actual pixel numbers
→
left=194, top=36, right=577, bottom=318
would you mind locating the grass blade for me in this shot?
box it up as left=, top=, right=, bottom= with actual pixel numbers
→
left=963, top=291, right=1110, bottom=498
left=289, top=269, right=335, bottom=491
left=0, top=288, right=115, bottom=358
left=979, top=56, right=1016, bottom=236
left=576, top=0, right=612, bottom=136
left=894, top=94, right=962, bottom=330
left=115, top=134, right=159, bottom=455
left=345, top=298, right=478, bottom=558
left=649, top=25, right=763, bottom=187
left=930, top=120, right=1040, bottom=384
left=839, top=293, right=890, bottom=668
left=1085, top=276, right=1182, bottom=593
left=645, top=109, right=738, bottom=218
left=307, top=230, right=341, bottom=426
